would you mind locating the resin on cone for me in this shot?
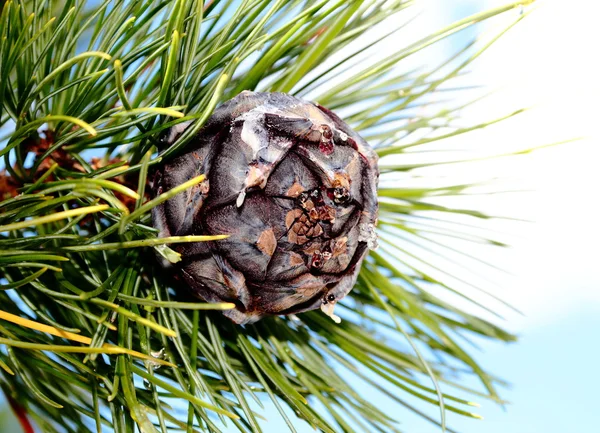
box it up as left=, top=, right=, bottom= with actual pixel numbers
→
left=152, top=91, right=379, bottom=324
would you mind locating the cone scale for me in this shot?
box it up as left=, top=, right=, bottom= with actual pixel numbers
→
left=152, top=91, right=379, bottom=324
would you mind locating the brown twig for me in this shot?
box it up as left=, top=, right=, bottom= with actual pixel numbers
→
left=5, top=393, right=35, bottom=433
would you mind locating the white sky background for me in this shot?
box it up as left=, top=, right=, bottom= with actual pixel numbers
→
left=375, top=1, right=600, bottom=430
left=382, top=0, right=600, bottom=332
left=460, top=0, right=600, bottom=329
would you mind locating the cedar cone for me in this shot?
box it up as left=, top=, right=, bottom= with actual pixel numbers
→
left=152, top=91, right=379, bottom=324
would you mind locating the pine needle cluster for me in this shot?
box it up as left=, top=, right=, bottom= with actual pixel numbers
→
left=0, top=1, right=534, bottom=432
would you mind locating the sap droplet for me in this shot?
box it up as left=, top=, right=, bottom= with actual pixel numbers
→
left=359, top=223, right=378, bottom=250
left=144, top=348, right=167, bottom=371
left=151, top=348, right=166, bottom=358
left=320, top=302, right=341, bottom=323
left=236, top=190, right=246, bottom=207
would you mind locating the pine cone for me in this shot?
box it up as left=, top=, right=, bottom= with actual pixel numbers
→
left=152, top=91, right=379, bottom=324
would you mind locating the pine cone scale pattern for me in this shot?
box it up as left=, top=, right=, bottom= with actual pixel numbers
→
left=153, top=91, right=379, bottom=324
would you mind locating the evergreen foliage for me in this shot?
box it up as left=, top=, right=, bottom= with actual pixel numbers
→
left=0, top=1, right=535, bottom=431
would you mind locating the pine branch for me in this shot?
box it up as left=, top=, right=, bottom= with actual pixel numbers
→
left=0, top=1, right=536, bottom=432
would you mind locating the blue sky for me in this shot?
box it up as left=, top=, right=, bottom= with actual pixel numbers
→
left=446, top=306, right=600, bottom=433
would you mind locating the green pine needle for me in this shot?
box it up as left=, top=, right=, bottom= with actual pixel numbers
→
left=0, top=1, right=538, bottom=432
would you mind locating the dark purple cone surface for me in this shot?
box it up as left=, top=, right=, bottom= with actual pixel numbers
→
left=152, top=91, right=379, bottom=324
